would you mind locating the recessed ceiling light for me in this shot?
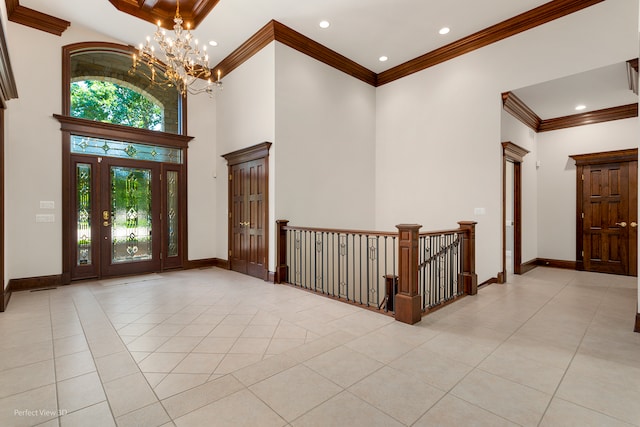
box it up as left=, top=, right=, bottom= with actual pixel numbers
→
left=439, top=27, right=450, bottom=35
left=379, top=56, right=388, bottom=62
left=208, top=41, right=218, bottom=47
left=575, top=104, right=587, bottom=111
left=319, top=20, right=330, bottom=29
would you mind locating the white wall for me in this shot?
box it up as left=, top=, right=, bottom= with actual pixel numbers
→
left=274, top=42, right=376, bottom=231
left=3, top=23, right=119, bottom=282
left=375, top=0, right=638, bottom=283
left=215, top=43, right=276, bottom=265
left=537, top=118, right=639, bottom=261
left=186, top=92, right=217, bottom=260
left=501, top=111, right=538, bottom=264
left=3, top=22, right=220, bottom=281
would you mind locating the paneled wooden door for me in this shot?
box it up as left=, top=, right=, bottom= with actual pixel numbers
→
left=576, top=152, right=638, bottom=276
left=229, top=159, right=267, bottom=278
left=224, top=143, right=271, bottom=281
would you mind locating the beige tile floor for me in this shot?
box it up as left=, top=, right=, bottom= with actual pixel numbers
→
left=0, top=266, right=638, bottom=426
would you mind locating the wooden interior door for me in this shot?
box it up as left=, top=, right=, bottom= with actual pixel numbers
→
left=574, top=150, right=638, bottom=276
left=224, top=143, right=271, bottom=281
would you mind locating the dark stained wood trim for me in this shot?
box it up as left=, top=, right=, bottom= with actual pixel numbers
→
left=635, top=311, right=640, bottom=333
left=629, top=58, right=639, bottom=73
left=535, top=258, right=577, bottom=270
left=53, top=115, right=194, bottom=149
left=222, top=142, right=272, bottom=165
left=183, top=258, right=217, bottom=270
left=212, top=21, right=276, bottom=83
left=502, top=141, right=530, bottom=163
left=214, top=258, right=230, bottom=270
left=6, top=0, right=70, bottom=36
left=0, top=16, right=18, bottom=108
left=479, top=277, right=499, bottom=288
left=8, top=274, right=65, bottom=292
left=502, top=142, right=529, bottom=280
left=211, top=20, right=377, bottom=87
left=520, top=259, right=538, bottom=274
left=570, top=149, right=638, bottom=166
left=108, top=0, right=220, bottom=30
left=377, top=0, right=604, bottom=86
left=272, top=21, right=377, bottom=86
left=538, top=104, right=638, bottom=132
left=502, top=92, right=541, bottom=131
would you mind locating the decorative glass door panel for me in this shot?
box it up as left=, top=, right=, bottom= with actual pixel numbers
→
left=110, top=166, right=153, bottom=264
left=100, top=158, right=161, bottom=277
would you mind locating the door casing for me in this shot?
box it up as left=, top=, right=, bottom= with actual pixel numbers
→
left=502, top=142, right=529, bottom=282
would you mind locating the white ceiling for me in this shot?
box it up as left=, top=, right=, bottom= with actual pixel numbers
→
left=22, top=0, right=551, bottom=72
left=512, top=62, right=638, bottom=119
left=19, top=0, right=638, bottom=119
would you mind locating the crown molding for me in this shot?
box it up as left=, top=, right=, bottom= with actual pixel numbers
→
left=0, top=7, right=17, bottom=107
left=212, top=21, right=276, bottom=80
left=502, top=92, right=541, bottom=131
left=272, top=21, right=377, bottom=86
left=212, top=20, right=377, bottom=86
left=538, top=103, right=639, bottom=132
left=503, top=90, right=638, bottom=133
left=5, top=0, right=70, bottom=36
left=376, top=0, right=604, bottom=86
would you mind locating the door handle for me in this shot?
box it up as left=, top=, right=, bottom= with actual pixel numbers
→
left=631, top=222, right=637, bottom=228
left=615, top=222, right=627, bottom=228
left=239, top=221, right=250, bottom=227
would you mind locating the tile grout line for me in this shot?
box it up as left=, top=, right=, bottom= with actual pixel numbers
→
left=535, top=276, right=633, bottom=427
left=82, top=285, right=175, bottom=424
left=411, top=275, right=576, bottom=427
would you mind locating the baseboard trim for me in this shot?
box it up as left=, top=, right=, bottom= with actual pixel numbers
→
left=213, top=258, right=230, bottom=270
left=1, top=286, right=10, bottom=312
left=183, top=258, right=218, bottom=270
left=479, top=276, right=499, bottom=288
left=268, top=271, right=275, bottom=283
left=635, top=311, right=640, bottom=333
left=8, top=274, right=65, bottom=292
left=519, top=259, right=538, bottom=274
left=535, top=258, right=577, bottom=270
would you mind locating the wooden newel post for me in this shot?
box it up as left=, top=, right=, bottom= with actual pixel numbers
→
left=458, top=221, right=478, bottom=296
left=395, top=224, right=422, bottom=325
left=275, top=220, right=289, bottom=284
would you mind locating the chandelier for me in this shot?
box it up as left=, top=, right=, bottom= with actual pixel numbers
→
left=130, top=0, right=222, bottom=96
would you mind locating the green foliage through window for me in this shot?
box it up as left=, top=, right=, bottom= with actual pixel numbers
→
left=71, top=80, right=164, bottom=131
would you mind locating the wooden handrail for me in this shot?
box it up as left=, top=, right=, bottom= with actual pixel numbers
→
left=282, top=225, right=396, bottom=238
left=419, top=228, right=465, bottom=237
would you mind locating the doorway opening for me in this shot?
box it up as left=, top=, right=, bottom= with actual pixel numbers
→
left=502, top=142, right=529, bottom=282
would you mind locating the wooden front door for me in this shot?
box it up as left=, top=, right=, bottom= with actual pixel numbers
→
left=224, top=143, right=271, bottom=281
left=70, top=153, right=184, bottom=280
left=573, top=150, right=638, bottom=276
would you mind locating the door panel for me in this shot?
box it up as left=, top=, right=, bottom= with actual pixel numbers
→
left=229, top=157, right=268, bottom=279
left=230, top=163, right=248, bottom=273
left=582, top=162, right=632, bottom=275
left=71, top=156, right=100, bottom=280
left=101, top=159, right=161, bottom=276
